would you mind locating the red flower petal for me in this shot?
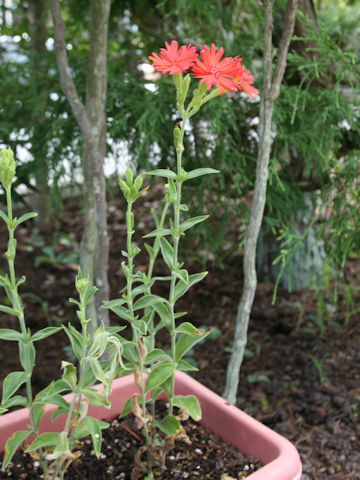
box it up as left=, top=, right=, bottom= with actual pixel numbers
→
left=149, top=40, right=198, bottom=75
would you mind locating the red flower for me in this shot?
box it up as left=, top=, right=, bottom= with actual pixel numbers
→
left=191, top=44, right=259, bottom=97
left=233, top=61, right=259, bottom=98
left=149, top=40, right=198, bottom=75
left=191, top=44, right=240, bottom=94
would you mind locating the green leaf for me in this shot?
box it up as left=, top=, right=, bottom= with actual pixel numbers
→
left=145, top=362, right=177, bottom=392
left=63, top=323, right=85, bottom=360
left=0, top=304, right=20, bottom=317
left=152, top=302, right=172, bottom=329
left=31, top=327, right=62, bottom=342
left=175, top=322, right=199, bottom=335
left=105, top=326, right=127, bottom=334
left=61, top=361, right=77, bottom=390
left=146, top=169, right=177, bottom=179
left=48, top=432, right=69, bottom=460
left=105, top=304, right=134, bottom=322
left=2, top=430, right=29, bottom=469
left=133, top=294, right=166, bottom=311
left=159, top=237, right=174, bottom=268
left=177, top=359, right=199, bottom=372
left=0, top=209, right=9, bottom=224
left=157, top=415, right=181, bottom=435
left=83, top=417, right=109, bottom=457
left=175, top=330, right=210, bottom=362
left=32, top=402, right=45, bottom=431
left=26, top=432, right=60, bottom=451
left=132, top=319, right=147, bottom=335
left=143, top=227, right=172, bottom=239
left=14, top=212, right=38, bottom=227
left=0, top=328, right=23, bottom=341
left=103, top=298, right=126, bottom=309
left=172, top=395, right=202, bottom=421
left=173, top=269, right=189, bottom=285
left=180, top=215, right=209, bottom=233
left=2, top=371, right=28, bottom=403
left=185, top=168, right=219, bottom=180
left=36, top=379, right=69, bottom=402
left=19, top=341, right=36, bottom=372
left=82, top=387, right=110, bottom=407
left=0, top=395, right=27, bottom=413
left=174, top=272, right=208, bottom=301
left=144, top=348, right=171, bottom=365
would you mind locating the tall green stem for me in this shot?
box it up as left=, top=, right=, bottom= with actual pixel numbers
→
left=5, top=187, right=48, bottom=475
left=168, top=117, right=187, bottom=414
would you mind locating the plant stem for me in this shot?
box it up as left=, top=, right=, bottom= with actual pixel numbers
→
left=5, top=186, right=49, bottom=475
left=168, top=117, right=187, bottom=415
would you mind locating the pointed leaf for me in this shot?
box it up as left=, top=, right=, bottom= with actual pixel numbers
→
left=144, top=348, right=171, bottom=365
left=175, top=322, right=199, bottom=335
left=185, top=168, right=219, bottom=180
left=0, top=304, right=20, bottom=317
left=145, top=362, right=176, bottom=392
left=82, top=387, right=110, bottom=408
left=31, top=327, right=62, bottom=342
left=157, top=415, right=181, bottom=435
left=2, top=371, right=28, bottom=403
left=159, top=237, right=174, bottom=268
left=152, top=302, right=172, bottom=329
left=0, top=210, right=9, bottom=224
left=175, top=330, right=210, bottom=362
left=174, top=272, right=208, bottom=301
left=146, top=169, right=177, bottom=179
left=2, top=430, right=29, bottom=469
left=83, top=416, right=109, bottom=457
left=14, top=212, right=38, bottom=227
left=133, top=295, right=166, bottom=311
left=105, top=304, right=134, bottom=322
left=177, top=359, right=199, bottom=372
left=26, top=432, right=60, bottom=451
left=172, top=395, right=202, bottom=421
left=0, top=328, right=23, bottom=341
left=180, top=215, right=209, bottom=233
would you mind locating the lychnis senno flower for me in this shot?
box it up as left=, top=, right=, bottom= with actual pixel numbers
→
left=192, top=44, right=259, bottom=97
left=149, top=40, right=198, bottom=74
left=148, top=41, right=259, bottom=98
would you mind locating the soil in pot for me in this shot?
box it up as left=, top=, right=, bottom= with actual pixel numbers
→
left=0, top=402, right=262, bottom=480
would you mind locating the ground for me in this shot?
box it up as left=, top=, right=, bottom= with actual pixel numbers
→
left=0, top=189, right=359, bottom=479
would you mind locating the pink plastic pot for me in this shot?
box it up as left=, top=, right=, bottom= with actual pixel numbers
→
left=0, top=371, right=302, bottom=479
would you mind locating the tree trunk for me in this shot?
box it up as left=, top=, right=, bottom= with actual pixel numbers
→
left=50, top=0, right=110, bottom=331
left=29, top=0, right=52, bottom=234
left=223, top=0, right=299, bottom=404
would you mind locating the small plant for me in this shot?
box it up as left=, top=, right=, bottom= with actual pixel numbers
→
left=0, top=148, right=125, bottom=479
left=309, top=353, right=331, bottom=385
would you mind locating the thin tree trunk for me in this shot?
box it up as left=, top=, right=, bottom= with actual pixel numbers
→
left=50, top=0, right=110, bottom=331
left=223, top=0, right=299, bottom=404
left=29, top=0, right=52, bottom=233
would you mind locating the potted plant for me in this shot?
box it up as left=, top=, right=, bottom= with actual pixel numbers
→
left=0, top=41, right=302, bottom=479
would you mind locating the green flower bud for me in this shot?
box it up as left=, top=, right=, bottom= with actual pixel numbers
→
left=125, top=167, right=134, bottom=186
left=75, top=267, right=90, bottom=296
left=133, top=174, right=143, bottom=192
left=0, top=148, right=17, bottom=190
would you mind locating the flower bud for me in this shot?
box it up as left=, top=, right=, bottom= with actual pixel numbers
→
left=0, top=148, right=17, bottom=190
left=125, top=167, right=134, bottom=186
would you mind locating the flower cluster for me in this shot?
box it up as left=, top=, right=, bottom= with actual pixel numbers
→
left=149, top=40, right=259, bottom=97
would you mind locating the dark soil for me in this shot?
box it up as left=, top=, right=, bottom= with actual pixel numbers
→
left=0, top=187, right=360, bottom=479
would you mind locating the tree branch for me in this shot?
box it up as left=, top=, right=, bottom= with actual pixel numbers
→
left=223, top=0, right=299, bottom=404
left=49, top=0, right=92, bottom=146
left=271, top=0, right=299, bottom=101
